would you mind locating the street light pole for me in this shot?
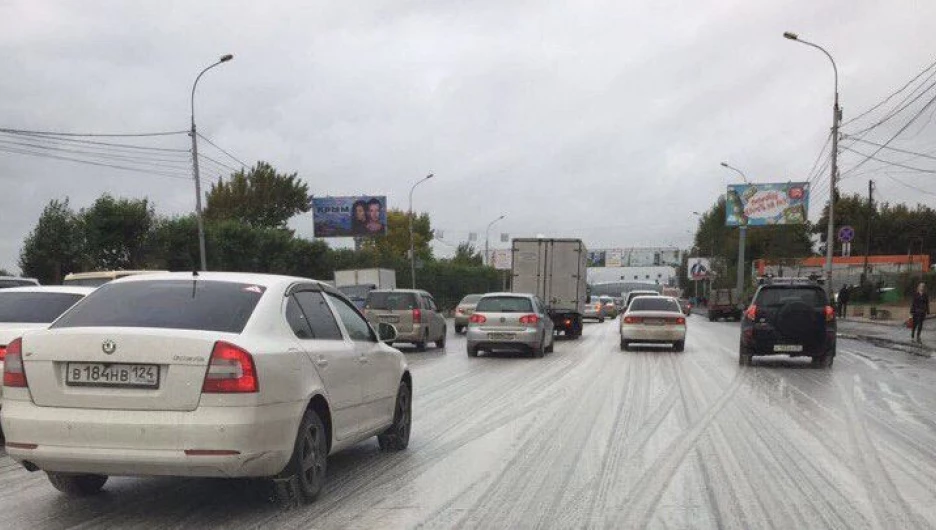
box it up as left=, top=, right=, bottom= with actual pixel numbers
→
left=720, top=162, right=749, bottom=294
left=408, top=173, right=434, bottom=288
left=785, top=31, right=840, bottom=297
left=484, top=215, right=505, bottom=266
left=190, top=54, right=233, bottom=271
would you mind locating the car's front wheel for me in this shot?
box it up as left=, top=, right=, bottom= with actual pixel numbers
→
left=378, top=381, right=412, bottom=451
left=674, top=340, right=685, bottom=352
left=47, top=472, right=107, bottom=496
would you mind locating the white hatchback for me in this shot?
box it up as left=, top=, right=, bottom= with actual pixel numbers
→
left=1, top=272, right=412, bottom=503
left=619, top=295, right=687, bottom=352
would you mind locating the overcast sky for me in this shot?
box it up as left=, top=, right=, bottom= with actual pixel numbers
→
left=2, top=0, right=935, bottom=274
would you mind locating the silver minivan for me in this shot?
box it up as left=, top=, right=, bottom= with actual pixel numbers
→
left=364, top=289, right=447, bottom=351
left=466, top=293, right=555, bottom=358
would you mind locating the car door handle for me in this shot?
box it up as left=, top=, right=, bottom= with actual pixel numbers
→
left=315, top=357, right=328, bottom=367
left=358, top=354, right=369, bottom=364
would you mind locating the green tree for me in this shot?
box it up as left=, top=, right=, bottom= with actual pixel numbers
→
left=146, top=214, right=200, bottom=271
left=0, top=268, right=12, bottom=277
left=361, top=209, right=433, bottom=262
left=80, top=194, right=156, bottom=270
left=450, top=242, right=483, bottom=266
left=204, top=161, right=311, bottom=228
left=19, top=199, right=86, bottom=284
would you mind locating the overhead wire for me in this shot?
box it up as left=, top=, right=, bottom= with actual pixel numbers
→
left=0, top=130, right=189, bottom=153
left=841, top=57, right=936, bottom=128
left=0, top=127, right=188, bottom=137
left=0, top=138, right=192, bottom=169
left=196, top=133, right=249, bottom=169
left=0, top=145, right=193, bottom=180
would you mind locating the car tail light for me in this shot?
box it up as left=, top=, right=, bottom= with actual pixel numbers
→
left=824, top=305, right=835, bottom=322
left=3, top=338, right=27, bottom=388
left=0, top=344, right=6, bottom=362
left=469, top=314, right=487, bottom=324
left=745, top=305, right=758, bottom=322
left=202, top=341, right=258, bottom=393
left=623, top=316, right=641, bottom=324
left=519, top=314, right=540, bottom=325
left=667, top=317, right=686, bottom=325
left=412, top=308, right=422, bottom=324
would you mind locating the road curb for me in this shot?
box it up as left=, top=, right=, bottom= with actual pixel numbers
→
left=837, top=332, right=933, bottom=358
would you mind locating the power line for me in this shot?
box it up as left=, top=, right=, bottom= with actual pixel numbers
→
left=196, top=133, right=249, bottom=169
left=842, top=136, right=936, bottom=162
left=885, top=174, right=936, bottom=197
left=843, top=77, right=936, bottom=137
left=0, top=145, right=193, bottom=180
left=841, top=57, right=936, bottom=127
left=0, top=138, right=192, bottom=168
left=197, top=153, right=238, bottom=173
left=0, top=127, right=188, bottom=138
left=0, top=130, right=189, bottom=153
left=840, top=90, right=936, bottom=178
left=840, top=145, right=936, bottom=175
left=805, top=132, right=832, bottom=184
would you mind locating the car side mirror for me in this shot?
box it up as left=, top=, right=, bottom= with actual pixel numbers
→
left=377, top=322, right=398, bottom=343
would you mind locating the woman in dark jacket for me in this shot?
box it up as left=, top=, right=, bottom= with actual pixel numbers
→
left=911, top=282, right=930, bottom=343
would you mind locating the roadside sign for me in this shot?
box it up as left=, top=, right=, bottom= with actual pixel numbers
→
left=837, top=225, right=854, bottom=243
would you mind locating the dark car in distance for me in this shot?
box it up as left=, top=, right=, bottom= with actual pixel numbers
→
left=739, top=278, right=836, bottom=368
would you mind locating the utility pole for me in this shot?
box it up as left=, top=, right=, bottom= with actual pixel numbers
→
left=784, top=32, right=840, bottom=298
left=719, top=163, right=749, bottom=294
left=863, top=180, right=873, bottom=283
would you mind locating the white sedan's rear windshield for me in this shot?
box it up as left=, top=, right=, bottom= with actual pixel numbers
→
left=630, top=298, right=680, bottom=312
left=0, top=292, right=85, bottom=323
left=476, top=296, right=533, bottom=313
left=52, top=280, right=266, bottom=333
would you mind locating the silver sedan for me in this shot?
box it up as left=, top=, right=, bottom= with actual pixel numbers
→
left=619, top=295, right=687, bottom=352
left=466, top=293, right=555, bottom=358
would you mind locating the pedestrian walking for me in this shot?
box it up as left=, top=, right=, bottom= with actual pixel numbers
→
left=837, top=284, right=850, bottom=318
left=910, top=282, right=930, bottom=344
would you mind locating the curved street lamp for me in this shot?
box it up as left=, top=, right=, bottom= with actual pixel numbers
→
left=720, top=161, right=750, bottom=293
left=190, top=54, right=234, bottom=271
left=484, top=215, right=506, bottom=266
left=409, top=173, right=434, bottom=288
left=784, top=31, right=841, bottom=296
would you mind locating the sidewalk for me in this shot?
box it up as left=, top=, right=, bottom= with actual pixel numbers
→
left=837, top=315, right=935, bottom=357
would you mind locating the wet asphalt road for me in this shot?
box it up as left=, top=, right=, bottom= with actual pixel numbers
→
left=3, top=317, right=936, bottom=529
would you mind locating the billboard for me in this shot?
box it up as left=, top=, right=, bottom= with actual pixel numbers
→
left=688, top=257, right=712, bottom=280
left=488, top=249, right=512, bottom=270
left=587, top=250, right=606, bottom=267
left=726, top=182, right=809, bottom=226
left=606, top=249, right=623, bottom=267
left=312, top=196, right=387, bottom=238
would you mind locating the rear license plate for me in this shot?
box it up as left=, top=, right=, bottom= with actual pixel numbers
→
left=66, top=363, right=159, bottom=388
left=643, top=319, right=664, bottom=326
left=773, top=344, right=803, bottom=353
left=489, top=332, right=517, bottom=340
left=379, top=315, right=400, bottom=323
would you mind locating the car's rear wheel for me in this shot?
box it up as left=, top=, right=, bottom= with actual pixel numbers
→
left=415, top=335, right=427, bottom=352
left=620, top=339, right=629, bottom=351
left=708, top=313, right=716, bottom=322
left=46, top=472, right=107, bottom=496
left=812, top=354, right=834, bottom=368
left=467, top=345, right=479, bottom=357
left=674, top=340, right=685, bottom=352
left=454, top=324, right=464, bottom=334
left=436, top=328, right=446, bottom=349
left=739, top=353, right=753, bottom=366
left=378, top=381, right=411, bottom=451
left=545, top=335, right=554, bottom=353
left=532, top=335, right=546, bottom=358
left=276, top=408, right=327, bottom=504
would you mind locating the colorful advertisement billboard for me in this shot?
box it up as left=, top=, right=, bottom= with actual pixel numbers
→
left=312, top=196, right=387, bottom=238
left=725, top=182, right=809, bottom=226
left=688, top=257, right=713, bottom=280
left=587, top=250, right=606, bottom=267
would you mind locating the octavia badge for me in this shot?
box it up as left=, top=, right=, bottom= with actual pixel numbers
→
left=102, top=340, right=117, bottom=355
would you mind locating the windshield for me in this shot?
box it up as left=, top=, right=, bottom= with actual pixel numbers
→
left=0, top=292, right=85, bottom=323
left=366, top=292, right=418, bottom=310
left=756, top=287, right=827, bottom=308
left=52, top=280, right=265, bottom=333
left=476, top=296, right=533, bottom=313
left=460, top=294, right=483, bottom=304
left=629, top=297, right=680, bottom=312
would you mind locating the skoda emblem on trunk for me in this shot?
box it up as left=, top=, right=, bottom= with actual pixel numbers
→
left=102, top=340, right=117, bottom=355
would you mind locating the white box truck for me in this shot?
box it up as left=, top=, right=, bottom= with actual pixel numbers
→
left=334, top=268, right=397, bottom=308
left=511, top=238, right=588, bottom=338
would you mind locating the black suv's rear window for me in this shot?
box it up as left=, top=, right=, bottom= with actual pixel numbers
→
left=756, top=287, right=827, bottom=308
left=0, top=292, right=85, bottom=323
left=366, top=292, right=418, bottom=310
left=52, top=280, right=265, bottom=333
left=476, top=296, right=534, bottom=313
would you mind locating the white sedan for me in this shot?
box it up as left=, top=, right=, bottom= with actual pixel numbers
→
left=0, top=286, right=95, bottom=408
left=619, top=295, right=687, bottom=352
left=1, top=272, right=412, bottom=504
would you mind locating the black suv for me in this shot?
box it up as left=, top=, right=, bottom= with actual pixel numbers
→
left=739, top=279, right=836, bottom=367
